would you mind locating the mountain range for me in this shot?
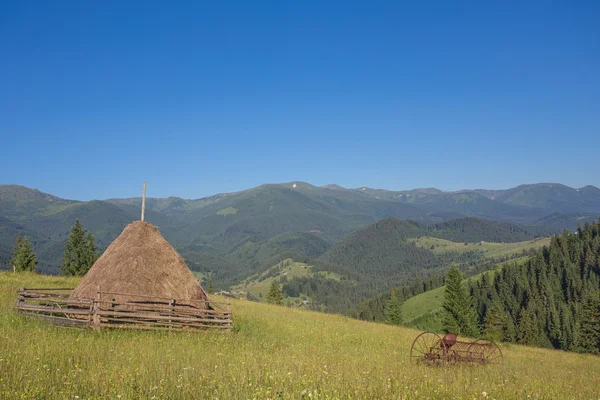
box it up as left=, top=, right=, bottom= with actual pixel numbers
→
left=1, top=182, right=599, bottom=281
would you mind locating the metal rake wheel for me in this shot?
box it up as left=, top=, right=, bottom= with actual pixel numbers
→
left=467, top=339, right=504, bottom=365
left=410, top=332, right=447, bottom=366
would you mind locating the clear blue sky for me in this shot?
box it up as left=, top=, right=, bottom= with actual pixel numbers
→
left=1, top=1, right=598, bottom=200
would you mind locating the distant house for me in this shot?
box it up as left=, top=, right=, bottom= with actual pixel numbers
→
left=218, top=290, right=237, bottom=299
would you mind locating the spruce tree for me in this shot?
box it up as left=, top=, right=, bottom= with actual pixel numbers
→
left=246, top=291, right=258, bottom=302
left=384, top=288, right=403, bottom=325
left=580, top=290, right=600, bottom=353
left=9, top=234, right=37, bottom=272
left=84, top=232, right=98, bottom=269
left=442, top=264, right=480, bottom=337
left=484, top=302, right=508, bottom=342
left=517, top=307, right=541, bottom=346
left=266, top=281, right=284, bottom=305
left=504, top=315, right=517, bottom=343
left=207, top=276, right=215, bottom=294
left=61, top=220, right=98, bottom=276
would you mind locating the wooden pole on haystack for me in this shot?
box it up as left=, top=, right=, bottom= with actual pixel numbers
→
left=141, top=182, right=147, bottom=222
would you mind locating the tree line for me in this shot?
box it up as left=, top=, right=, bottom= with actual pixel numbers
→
left=8, top=219, right=98, bottom=276
left=374, top=220, right=600, bottom=355
left=470, top=220, right=600, bottom=353
left=294, top=247, right=537, bottom=323
left=284, top=217, right=505, bottom=317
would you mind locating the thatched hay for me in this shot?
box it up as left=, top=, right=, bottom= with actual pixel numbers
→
left=70, top=221, right=208, bottom=306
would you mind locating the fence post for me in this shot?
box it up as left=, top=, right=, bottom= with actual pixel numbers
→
left=92, top=287, right=101, bottom=328
left=15, top=288, right=25, bottom=309
left=92, top=301, right=100, bottom=328
left=169, top=299, right=176, bottom=331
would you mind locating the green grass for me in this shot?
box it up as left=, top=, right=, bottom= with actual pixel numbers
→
left=2, top=272, right=600, bottom=399
left=402, top=258, right=531, bottom=332
left=409, top=236, right=550, bottom=258
left=315, top=271, right=342, bottom=281
left=234, top=260, right=311, bottom=298
left=216, top=207, right=238, bottom=216
left=191, top=271, right=205, bottom=280
left=234, top=260, right=340, bottom=302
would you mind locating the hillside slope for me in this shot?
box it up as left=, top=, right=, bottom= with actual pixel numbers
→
left=356, top=183, right=600, bottom=218
left=316, top=218, right=435, bottom=280
left=401, top=258, right=529, bottom=332
left=280, top=217, right=549, bottom=317
left=471, top=219, right=600, bottom=352
left=491, top=183, right=600, bottom=212
left=0, top=183, right=597, bottom=279
left=1, top=272, right=600, bottom=399
left=427, top=217, right=546, bottom=242
left=219, top=232, right=332, bottom=286
left=0, top=183, right=425, bottom=274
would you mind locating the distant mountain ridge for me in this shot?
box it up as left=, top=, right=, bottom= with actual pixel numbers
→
left=1, top=182, right=599, bottom=278
left=352, top=182, right=600, bottom=216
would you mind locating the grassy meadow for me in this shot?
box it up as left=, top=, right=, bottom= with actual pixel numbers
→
left=409, top=237, right=550, bottom=259
left=234, top=260, right=341, bottom=303
left=235, top=260, right=312, bottom=298
left=1, top=272, right=600, bottom=399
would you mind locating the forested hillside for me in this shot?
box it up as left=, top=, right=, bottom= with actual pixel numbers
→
left=1, top=183, right=598, bottom=286
left=533, top=212, right=600, bottom=232
left=280, top=218, right=546, bottom=316
left=357, top=183, right=600, bottom=222
left=316, top=218, right=435, bottom=279
left=217, top=232, right=331, bottom=286
left=471, top=219, right=600, bottom=353
left=427, top=217, right=546, bottom=243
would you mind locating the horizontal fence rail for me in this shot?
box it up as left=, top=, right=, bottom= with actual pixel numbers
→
left=15, top=288, right=232, bottom=332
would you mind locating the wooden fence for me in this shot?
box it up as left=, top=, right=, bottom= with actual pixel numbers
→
left=15, top=288, right=232, bottom=332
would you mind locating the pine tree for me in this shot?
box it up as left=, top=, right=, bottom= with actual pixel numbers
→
left=384, top=288, right=403, bottom=325
left=207, top=276, right=215, bottom=294
left=9, top=234, right=37, bottom=272
left=84, top=232, right=98, bottom=269
left=246, top=291, right=258, bottom=302
left=504, top=315, right=517, bottom=343
left=517, top=307, right=540, bottom=346
left=61, top=220, right=98, bottom=276
left=442, top=264, right=480, bottom=337
left=266, top=281, right=284, bottom=305
left=484, top=302, right=508, bottom=342
left=580, top=290, right=600, bottom=353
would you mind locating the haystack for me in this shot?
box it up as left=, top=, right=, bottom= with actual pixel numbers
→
left=70, top=221, right=208, bottom=307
